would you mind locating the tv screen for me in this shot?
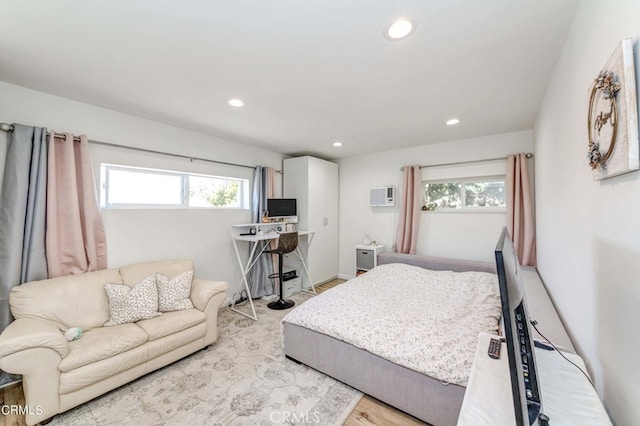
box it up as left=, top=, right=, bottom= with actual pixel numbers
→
left=495, top=227, right=546, bottom=425
left=267, top=198, right=297, bottom=218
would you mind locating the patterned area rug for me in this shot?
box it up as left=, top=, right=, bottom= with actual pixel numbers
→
left=51, top=293, right=362, bottom=425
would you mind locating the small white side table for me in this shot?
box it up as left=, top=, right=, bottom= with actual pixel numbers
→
left=355, top=244, right=384, bottom=276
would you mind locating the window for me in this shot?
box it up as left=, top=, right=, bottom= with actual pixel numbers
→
left=100, top=164, right=248, bottom=209
left=423, top=177, right=506, bottom=211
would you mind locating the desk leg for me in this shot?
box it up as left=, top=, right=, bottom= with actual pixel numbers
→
left=296, top=233, right=316, bottom=295
left=230, top=239, right=258, bottom=321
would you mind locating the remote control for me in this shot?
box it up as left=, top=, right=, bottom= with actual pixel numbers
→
left=488, top=337, right=502, bottom=359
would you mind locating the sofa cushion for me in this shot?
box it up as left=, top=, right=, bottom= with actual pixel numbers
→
left=156, top=270, right=195, bottom=312
left=104, top=274, right=161, bottom=327
left=9, top=268, right=121, bottom=331
left=119, top=260, right=194, bottom=286
left=136, top=308, right=206, bottom=341
left=59, top=343, right=149, bottom=394
left=58, top=323, right=148, bottom=373
left=146, top=322, right=206, bottom=360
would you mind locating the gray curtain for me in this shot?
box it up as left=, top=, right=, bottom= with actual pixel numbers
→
left=0, top=124, right=49, bottom=385
left=248, top=166, right=274, bottom=298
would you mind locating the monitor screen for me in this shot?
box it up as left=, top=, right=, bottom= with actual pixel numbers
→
left=495, top=227, right=545, bottom=426
left=267, top=198, right=297, bottom=217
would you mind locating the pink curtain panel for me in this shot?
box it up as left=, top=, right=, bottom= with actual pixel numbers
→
left=506, top=153, right=536, bottom=267
left=395, top=165, right=422, bottom=254
left=46, top=133, right=107, bottom=277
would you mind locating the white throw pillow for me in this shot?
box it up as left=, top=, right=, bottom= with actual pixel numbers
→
left=156, top=270, right=195, bottom=312
left=104, top=274, right=162, bottom=326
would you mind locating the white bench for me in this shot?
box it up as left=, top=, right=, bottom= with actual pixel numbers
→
left=458, top=267, right=611, bottom=425
left=519, top=266, right=574, bottom=353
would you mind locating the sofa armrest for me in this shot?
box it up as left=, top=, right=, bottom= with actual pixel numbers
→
left=191, top=278, right=229, bottom=311
left=0, top=318, right=69, bottom=359
left=191, top=278, right=228, bottom=346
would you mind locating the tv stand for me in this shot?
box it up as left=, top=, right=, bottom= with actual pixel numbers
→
left=457, top=332, right=610, bottom=425
left=459, top=267, right=610, bottom=425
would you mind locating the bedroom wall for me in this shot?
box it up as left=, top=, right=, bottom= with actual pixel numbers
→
left=0, top=81, right=284, bottom=302
left=534, top=0, right=640, bottom=424
left=337, top=130, right=533, bottom=279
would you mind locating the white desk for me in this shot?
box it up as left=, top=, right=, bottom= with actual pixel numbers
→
left=458, top=332, right=611, bottom=425
left=230, top=224, right=315, bottom=321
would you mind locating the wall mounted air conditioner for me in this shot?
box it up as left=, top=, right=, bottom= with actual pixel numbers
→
left=370, top=186, right=395, bottom=207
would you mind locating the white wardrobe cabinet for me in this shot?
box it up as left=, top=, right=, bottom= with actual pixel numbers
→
left=283, top=156, right=338, bottom=287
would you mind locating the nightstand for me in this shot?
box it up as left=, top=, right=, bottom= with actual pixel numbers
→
left=355, top=244, right=384, bottom=276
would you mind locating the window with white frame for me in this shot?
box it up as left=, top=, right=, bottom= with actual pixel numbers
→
left=423, top=176, right=506, bottom=211
left=100, top=164, right=248, bottom=209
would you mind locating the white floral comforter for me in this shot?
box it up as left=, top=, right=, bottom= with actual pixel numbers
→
left=282, top=263, right=501, bottom=386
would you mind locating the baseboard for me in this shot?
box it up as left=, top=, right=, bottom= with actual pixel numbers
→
left=337, top=273, right=354, bottom=280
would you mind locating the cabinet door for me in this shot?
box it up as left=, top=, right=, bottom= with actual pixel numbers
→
left=283, top=157, right=309, bottom=228
left=322, top=160, right=339, bottom=278
left=284, top=156, right=338, bottom=288
left=307, top=158, right=338, bottom=284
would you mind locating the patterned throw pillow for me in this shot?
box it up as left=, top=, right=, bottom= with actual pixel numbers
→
left=104, top=274, right=162, bottom=326
left=156, top=270, right=195, bottom=312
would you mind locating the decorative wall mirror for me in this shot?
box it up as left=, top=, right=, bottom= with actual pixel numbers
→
left=587, top=39, right=639, bottom=180
left=587, top=72, right=619, bottom=169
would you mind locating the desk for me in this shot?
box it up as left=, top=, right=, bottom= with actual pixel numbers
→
left=458, top=332, right=611, bottom=425
left=231, top=224, right=315, bottom=321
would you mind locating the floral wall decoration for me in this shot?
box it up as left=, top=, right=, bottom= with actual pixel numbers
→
left=587, top=38, right=639, bottom=180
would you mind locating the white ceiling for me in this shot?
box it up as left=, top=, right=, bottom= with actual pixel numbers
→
left=0, top=0, right=580, bottom=160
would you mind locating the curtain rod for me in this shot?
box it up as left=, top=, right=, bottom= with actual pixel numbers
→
left=400, top=152, right=533, bottom=171
left=0, top=123, right=281, bottom=173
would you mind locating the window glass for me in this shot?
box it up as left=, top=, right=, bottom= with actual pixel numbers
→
left=424, top=183, right=462, bottom=210
left=423, top=177, right=505, bottom=211
left=464, top=181, right=506, bottom=208
left=107, top=168, right=183, bottom=205
left=101, top=164, right=247, bottom=209
left=189, top=176, right=241, bottom=208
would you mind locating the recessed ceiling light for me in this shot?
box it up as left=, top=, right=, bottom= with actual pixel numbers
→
left=333, top=141, right=343, bottom=147
left=228, top=98, right=244, bottom=108
left=385, top=18, right=415, bottom=40
left=446, top=118, right=460, bottom=126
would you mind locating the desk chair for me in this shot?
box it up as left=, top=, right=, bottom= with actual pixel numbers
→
left=265, top=231, right=298, bottom=310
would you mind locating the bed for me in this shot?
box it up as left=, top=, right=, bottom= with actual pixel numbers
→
left=281, top=252, right=499, bottom=426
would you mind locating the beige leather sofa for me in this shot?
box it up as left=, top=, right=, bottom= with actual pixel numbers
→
left=0, top=260, right=228, bottom=425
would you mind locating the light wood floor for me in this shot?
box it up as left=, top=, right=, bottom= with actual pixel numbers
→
left=0, top=382, right=26, bottom=426
left=0, top=278, right=426, bottom=426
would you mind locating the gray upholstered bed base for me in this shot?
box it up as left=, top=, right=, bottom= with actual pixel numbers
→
left=283, top=323, right=465, bottom=426
left=282, top=253, right=498, bottom=426
left=377, top=251, right=496, bottom=274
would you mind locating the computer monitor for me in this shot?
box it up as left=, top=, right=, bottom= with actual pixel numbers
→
left=267, top=198, right=297, bottom=218
left=495, top=227, right=547, bottom=426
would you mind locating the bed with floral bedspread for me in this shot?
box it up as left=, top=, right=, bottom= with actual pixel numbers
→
left=281, top=258, right=500, bottom=426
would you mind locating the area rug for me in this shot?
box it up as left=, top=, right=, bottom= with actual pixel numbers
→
left=51, top=293, right=362, bottom=425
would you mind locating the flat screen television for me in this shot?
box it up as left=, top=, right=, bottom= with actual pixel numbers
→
left=495, top=227, right=548, bottom=426
left=267, top=198, right=297, bottom=218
